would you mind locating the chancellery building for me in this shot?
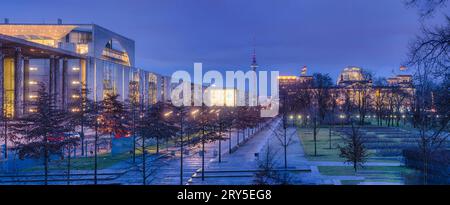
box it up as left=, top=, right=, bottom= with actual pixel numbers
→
left=0, top=19, right=172, bottom=118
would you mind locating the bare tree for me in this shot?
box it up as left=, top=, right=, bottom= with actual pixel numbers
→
left=413, top=76, right=449, bottom=184
left=194, top=105, right=223, bottom=181
left=254, top=142, right=279, bottom=185
left=373, top=78, right=389, bottom=126
left=350, top=71, right=373, bottom=125
left=124, top=81, right=141, bottom=163
left=405, top=0, right=448, bottom=18
left=135, top=103, right=178, bottom=185
left=254, top=140, right=293, bottom=185
left=273, top=119, right=296, bottom=169
left=405, top=0, right=449, bottom=78
left=338, top=123, right=369, bottom=172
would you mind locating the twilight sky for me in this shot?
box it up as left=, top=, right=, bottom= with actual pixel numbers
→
left=0, top=0, right=445, bottom=80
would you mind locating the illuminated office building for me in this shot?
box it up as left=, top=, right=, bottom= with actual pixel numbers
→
left=0, top=19, right=171, bottom=117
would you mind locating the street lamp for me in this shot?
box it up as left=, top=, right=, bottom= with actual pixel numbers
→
left=191, top=109, right=199, bottom=116
left=164, top=111, right=173, bottom=117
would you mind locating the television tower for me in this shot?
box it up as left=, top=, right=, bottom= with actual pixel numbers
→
left=250, top=48, right=258, bottom=71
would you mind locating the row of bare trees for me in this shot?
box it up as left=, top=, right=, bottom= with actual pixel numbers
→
left=0, top=82, right=269, bottom=185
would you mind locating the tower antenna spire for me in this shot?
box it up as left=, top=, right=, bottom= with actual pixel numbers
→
left=250, top=37, right=258, bottom=71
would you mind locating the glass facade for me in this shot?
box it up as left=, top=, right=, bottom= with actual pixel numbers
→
left=148, top=73, right=158, bottom=105
left=3, top=58, right=14, bottom=117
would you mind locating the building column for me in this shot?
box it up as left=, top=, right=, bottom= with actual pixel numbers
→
left=49, top=56, right=60, bottom=103
left=0, top=44, right=4, bottom=117
left=14, top=48, right=23, bottom=117
left=62, top=58, right=68, bottom=109
left=23, top=57, right=30, bottom=113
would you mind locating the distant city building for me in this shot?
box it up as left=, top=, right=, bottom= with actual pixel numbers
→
left=337, top=66, right=372, bottom=87
left=206, top=88, right=238, bottom=107
left=278, top=66, right=414, bottom=115
left=387, top=75, right=413, bottom=87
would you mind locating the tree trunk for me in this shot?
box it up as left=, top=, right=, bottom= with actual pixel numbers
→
left=94, top=123, right=98, bottom=185
left=156, top=136, right=159, bottom=154
left=329, top=126, right=332, bottom=149
left=142, top=134, right=146, bottom=185
left=219, top=138, right=222, bottom=163
left=284, top=127, right=287, bottom=169
left=44, top=135, right=49, bottom=185
left=201, top=128, right=205, bottom=181
left=228, top=129, right=232, bottom=154
left=67, top=145, right=71, bottom=185
left=180, top=116, right=184, bottom=185
left=237, top=130, right=240, bottom=145
left=313, top=125, right=317, bottom=156
left=3, top=119, right=7, bottom=159
left=81, top=123, right=85, bottom=156
left=132, top=119, right=136, bottom=163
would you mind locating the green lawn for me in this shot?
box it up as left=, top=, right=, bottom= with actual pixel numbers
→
left=23, top=152, right=133, bottom=171
left=21, top=133, right=204, bottom=172
left=318, top=166, right=418, bottom=185
left=317, top=166, right=417, bottom=185
left=318, top=165, right=414, bottom=175
left=297, top=127, right=399, bottom=163
left=297, top=127, right=346, bottom=162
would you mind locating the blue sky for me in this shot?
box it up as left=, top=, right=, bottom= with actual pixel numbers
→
left=1, top=0, right=446, bottom=80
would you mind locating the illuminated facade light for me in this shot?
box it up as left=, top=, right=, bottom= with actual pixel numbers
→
left=29, top=95, right=38, bottom=99
left=29, top=67, right=38, bottom=71
left=28, top=108, right=37, bottom=113
left=29, top=80, right=38, bottom=85
left=71, top=94, right=80, bottom=99
left=191, top=109, right=199, bottom=116
left=72, top=80, right=80, bottom=85
left=278, top=76, right=298, bottom=80
left=72, top=67, right=80, bottom=71
left=71, top=108, right=80, bottom=112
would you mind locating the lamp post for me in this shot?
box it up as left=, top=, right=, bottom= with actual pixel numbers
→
left=178, top=109, right=185, bottom=185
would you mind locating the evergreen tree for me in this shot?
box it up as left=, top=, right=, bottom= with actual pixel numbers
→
left=11, top=83, right=74, bottom=185
left=98, top=93, right=127, bottom=153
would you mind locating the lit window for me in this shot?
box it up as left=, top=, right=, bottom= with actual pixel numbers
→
left=29, top=67, right=38, bottom=71
left=72, top=81, right=80, bottom=85
left=29, top=80, right=38, bottom=85
left=76, top=44, right=89, bottom=54
left=28, top=108, right=37, bottom=113
left=29, top=95, right=38, bottom=99
left=72, top=67, right=80, bottom=71
left=72, top=94, right=80, bottom=99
